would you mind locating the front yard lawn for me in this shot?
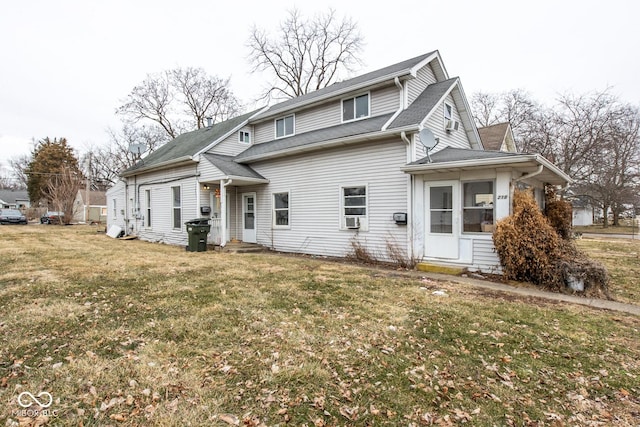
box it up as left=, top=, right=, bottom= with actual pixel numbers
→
left=1, top=226, right=639, bottom=426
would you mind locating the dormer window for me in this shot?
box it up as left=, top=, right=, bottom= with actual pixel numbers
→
left=239, top=130, right=250, bottom=144
left=275, top=115, right=294, bottom=138
left=342, top=93, right=369, bottom=122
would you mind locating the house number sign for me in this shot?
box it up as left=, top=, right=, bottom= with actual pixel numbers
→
left=497, top=195, right=508, bottom=200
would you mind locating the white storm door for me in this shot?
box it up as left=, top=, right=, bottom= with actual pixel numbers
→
left=242, top=192, right=257, bottom=243
left=425, top=182, right=459, bottom=259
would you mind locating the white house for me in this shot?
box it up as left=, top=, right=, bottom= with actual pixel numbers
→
left=107, top=50, right=571, bottom=272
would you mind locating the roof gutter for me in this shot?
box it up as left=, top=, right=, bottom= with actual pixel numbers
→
left=401, top=153, right=573, bottom=184
left=514, top=164, right=543, bottom=182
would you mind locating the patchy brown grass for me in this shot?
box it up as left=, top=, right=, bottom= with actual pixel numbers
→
left=1, top=225, right=639, bottom=426
left=577, top=236, right=640, bottom=305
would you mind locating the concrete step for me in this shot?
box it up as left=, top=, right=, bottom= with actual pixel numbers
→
left=220, top=242, right=268, bottom=254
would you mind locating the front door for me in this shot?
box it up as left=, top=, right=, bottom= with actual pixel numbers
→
left=242, top=192, right=257, bottom=243
left=425, top=181, right=459, bottom=259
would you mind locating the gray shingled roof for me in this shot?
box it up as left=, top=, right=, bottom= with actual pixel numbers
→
left=412, top=146, right=523, bottom=165
left=252, top=51, right=437, bottom=120
left=0, top=190, right=29, bottom=204
left=236, top=113, right=394, bottom=162
left=122, top=109, right=261, bottom=175
left=202, top=154, right=266, bottom=180
left=477, top=122, right=510, bottom=151
left=388, top=78, right=458, bottom=129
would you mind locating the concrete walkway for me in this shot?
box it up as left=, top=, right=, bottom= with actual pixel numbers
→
left=422, top=271, right=640, bottom=316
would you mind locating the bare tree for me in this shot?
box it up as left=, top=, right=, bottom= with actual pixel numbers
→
left=247, top=8, right=364, bottom=100
left=83, top=123, right=167, bottom=188
left=117, top=67, right=240, bottom=140
left=47, top=166, right=82, bottom=224
left=171, top=68, right=240, bottom=129
left=8, top=154, right=30, bottom=189
left=471, top=89, right=540, bottom=147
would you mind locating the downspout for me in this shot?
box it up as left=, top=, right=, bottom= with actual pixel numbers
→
left=400, top=130, right=414, bottom=261
left=381, top=77, right=405, bottom=131
left=220, top=178, right=233, bottom=247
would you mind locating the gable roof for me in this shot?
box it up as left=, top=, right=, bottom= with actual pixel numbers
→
left=0, top=190, right=29, bottom=204
left=202, top=154, right=266, bottom=181
left=122, top=109, right=262, bottom=176
left=251, top=51, right=441, bottom=121
left=477, top=122, right=514, bottom=151
left=77, top=190, right=107, bottom=206
left=387, top=78, right=458, bottom=130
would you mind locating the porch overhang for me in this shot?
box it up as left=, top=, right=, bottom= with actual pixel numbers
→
left=201, top=175, right=269, bottom=186
left=401, top=152, right=572, bottom=187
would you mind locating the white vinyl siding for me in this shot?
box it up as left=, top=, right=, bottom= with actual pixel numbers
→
left=424, top=94, right=470, bottom=155
left=370, top=85, right=400, bottom=117
left=473, top=239, right=501, bottom=273
left=407, top=64, right=437, bottom=105
left=209, top=127, right=254, bottom=156
left=249, top=139, right=408, bottom=261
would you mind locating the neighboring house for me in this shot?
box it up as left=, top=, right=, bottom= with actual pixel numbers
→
left=477, top=122, right=517, bottom=152
left=107, top=51, right=571, bottom=273
left=570, top=196, right=594, bottom=226
left=0, top=190, right=30, bottom=210
left=73, top=190, right=108, bottom=223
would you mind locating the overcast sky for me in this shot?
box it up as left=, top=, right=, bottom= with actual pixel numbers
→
left=1, top=0, right=639, bottom=174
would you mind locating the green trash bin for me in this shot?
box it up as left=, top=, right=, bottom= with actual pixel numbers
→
left=185, top=218, right=211, bottom=252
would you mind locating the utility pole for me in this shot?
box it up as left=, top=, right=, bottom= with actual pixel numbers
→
left=85, top=153, right=91, bottom=224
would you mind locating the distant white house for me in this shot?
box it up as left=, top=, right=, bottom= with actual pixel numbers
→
left=107, top=51, right=571, bottom=272
left=0, top=190, right=30, bottom=210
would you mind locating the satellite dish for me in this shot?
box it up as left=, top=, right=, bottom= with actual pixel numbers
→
left=419, top=128, right=438, bottom=149
left=418, top=127, right=439, bottom=163
left=128, top=143, right=147, bottom=156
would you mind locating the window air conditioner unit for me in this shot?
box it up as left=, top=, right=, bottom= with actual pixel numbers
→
left=345, top=216, right=360, bottom=229
left=445, top=119, right=459, bottom=131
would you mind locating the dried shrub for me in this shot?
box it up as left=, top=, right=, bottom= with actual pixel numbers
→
left=493, top=189, right=564, bottom=289
left=493, top=189, right=611, bottom=297
left=385, top=234, right=417, bottom=269
left=544, top=186, right=573, bottom=240
left=347, top=234, right=378, bottom=264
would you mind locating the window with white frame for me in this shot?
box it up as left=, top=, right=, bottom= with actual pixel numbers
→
left=112, top=199, right=117, bottom=219
left=239, top=130, right=250, bottom=143
left=342, top=186, right=367, bottom=229
left=462, top=181, right=494, bottom=232
left=444, top=103, right=453, bottom=121
left=275, top=115, right=294, bottom=138
left=145, top=189, right=152, bottom=228
left=273, top=192, right=289, bottom=227
left=342, top=93, right=369, bottom=122
left=172, top=186, right=181, bottom=230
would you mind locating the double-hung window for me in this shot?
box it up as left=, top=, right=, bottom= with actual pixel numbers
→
left=342, top=93, right=369, bottom=122
left=275, top=115, right=294, bottom=138
left=462, top=181, right=494, bottom=232
left=273, top=192, right=289, bottom=227
left=112, top=199, right=117, bottom=219
left=342, top=186, right=367, bottom=229
left=172, top=186, right=181, bottom=230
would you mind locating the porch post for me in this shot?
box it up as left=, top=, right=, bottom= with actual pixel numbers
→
left=220, top=179, right=232, bottom=247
